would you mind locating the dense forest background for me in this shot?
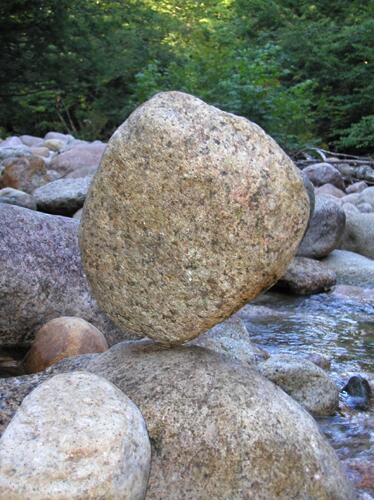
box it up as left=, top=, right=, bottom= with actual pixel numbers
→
left=1, top=0, right=373, bottom=153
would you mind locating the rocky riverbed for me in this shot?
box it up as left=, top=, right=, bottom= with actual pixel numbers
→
left=0, top=92, right=373, bottom=499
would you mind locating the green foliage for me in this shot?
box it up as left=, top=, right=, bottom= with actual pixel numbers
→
left=1, top=0, right=373, bottom=152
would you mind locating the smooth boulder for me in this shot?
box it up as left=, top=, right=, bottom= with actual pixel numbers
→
left=0, top=204, right=136, bottom=346
left=274, top=256, right=337, bottom=295
left=23, top=316, right=108, bottom=373
left=50, top=141, right=105, bottom=176
left=339, top=208, right=374, bottom=259
left=0, top=372, right=151, bottom=499
left=321, top=250, right=374, bottom=289
left=34, top=176, right=91, bottom=215
left=258, top=353, right=339, bottom=416
left=80, top=91, right=309, bottom=345
left=297, top=195, right=346, bottom=258
left=0, top=187, right=36, bottom=209
left=303, top=162, right=345, bottom=189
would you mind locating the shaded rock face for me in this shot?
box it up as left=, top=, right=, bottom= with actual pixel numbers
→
left=303, top=162, right=345, bottom=189
left=341, top=375, right=372, bottom=411
left=23, top=317, right=108, bottom=374
left=0, top=204, right=137, bottom=347
left=258, top=353, right=339, bottom=416
left=346, top=181, right=368, bottom=194
left=33, top=176, right=92, bottom=216
left=316, top=183, right=345, bottom=198
left=321, top=250, right=374, bottom=289
left=297, top=195, right=346, bottom=259
left=274, top=256, right=336, bottom=295
left=80, top=91, right=309, bottom=345
left=0, top=372, right=151, bottom=499
left=0, top=155, right=51, bottom=193
left=0, top=345, right=355, bottom=499
left=339, top=208, right=374, bottom=259
left=0, top=187, right=36, bottom=210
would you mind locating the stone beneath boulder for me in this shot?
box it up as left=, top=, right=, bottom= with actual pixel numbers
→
left=297, top=195, right=346, bottom=259
left=50, top=141, right=106, bottom=176
left=303, top=162, right=345, bottom=189
left=80, top=91, right=309, bottom=345
left=316, top=183, right=345, bottom=198
left=339, top=206, right=374, bottom=259
left=73, top=207, right=83, bottom=219
left=23, top=317, right=108, bottom=373
left=0, top=372, right=151, bottom=499
left=191, top=315, right=269, bottom=365
left=0, top=155, right=51, bottom=193
left=258, top=353, right=339, bottom=416
left=0, top=204, right=137, bottom=347
left=274, top=256, right=336, bottom=295
left=0, top=187, right=36, bottom=210
left=321, top=250, right=374, bottom=289
left=0, top=344, right=355, bottom=499
left=34, top=176, right=92, bottom=216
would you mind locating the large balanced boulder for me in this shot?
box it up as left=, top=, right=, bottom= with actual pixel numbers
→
left=297, top=195, right=346, bottom=258
left=0, top=372, right=151, bottom=499
left=80, top=91, right=309, bottom=345
left=0, top=343, right=354, bottom=499
left=23, top=317, right=108, bottom=373
left=0, top=204, right=136, bottom=346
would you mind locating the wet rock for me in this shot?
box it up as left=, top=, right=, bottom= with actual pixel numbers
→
left=34, top=176, right=92, bottom=216
left=339, top=208, right=374, bottom=259
left=23, top=317, right=108, bottom=373
left=274, top=256, right=336, bottom=295
left=303, top=351, right=332, bottom=370
left=0, top=187, right=36, bottom=209
left=316, top=183, right=345, bottom=198
left=330, top=285, right=374, bottom=305
left=341, top=375, right=372, bottom=410
left=303, top=162, right=345, bottom=189
left=191, top=316, right=269, bottom=365
left=321, top=250, right=374, bottom=289
left=80, top=91, right=309, bottom=345
left=0, top=372, right=151, bottom=499
left=258, top=353, right=339, bottom=416
left=0, top=204, right=136, bottom=347
left=297, top=195, right=346, bottom=259
left=51, top=141, right=106, bottom=176
left=0, top=155, right=51, bottom=193
left=346, top=181, right=368, bottom=194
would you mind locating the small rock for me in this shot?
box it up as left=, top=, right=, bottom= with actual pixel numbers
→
left=19, top=135, right=43, bottom=147
left=23, top=317, right=108, bottom=373
left=341, top=375, right=372, bottom=410
left=29, top=146, right=51, bottom=158
left=73, top=207, right=83, bottom=219
left=298, top=195, right=346, bottom=259
left=0, top=372, right=151, bottom=499
left=274, top=256, right=336, bottom=295
left=0, top=187, right=36, bottom=210
left=0, top=145, right=31, bottom=161
left=346, top=181, right=368, bottom=194
left=303, top=162, right=345, bottom=189
left=44, top=131, right=74, bottom=142
left=303, top=352, right=332, bottom=370
left=0, top=155, right=51, bottom=193
left=43, top=138, right=66, bottom=152
left=80, top=91, right=309, bottom=345
left=339, top=209, right=374, bottom=259
left=51, top=141, right=106, bottom=176
left=316, top=183, right=345, bottom=198
left=34, top=176, right=92, bottom=216
left=191, top=316, right=269, bottom=365
left=321, top=250, right=374, bottom=289
left=0, top=136, right=23, bottom=148
left=258, top=353, right=339, bottom=416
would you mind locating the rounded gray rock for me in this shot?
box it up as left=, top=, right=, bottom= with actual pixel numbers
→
left=0, top=372, right=151, bottom=499
left=80, top=91, right=309, bottom=345
left=258, top=353, right=339, bottom=416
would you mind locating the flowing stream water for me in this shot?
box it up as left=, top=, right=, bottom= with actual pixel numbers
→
left=241, top=291, right=374, bottom=498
